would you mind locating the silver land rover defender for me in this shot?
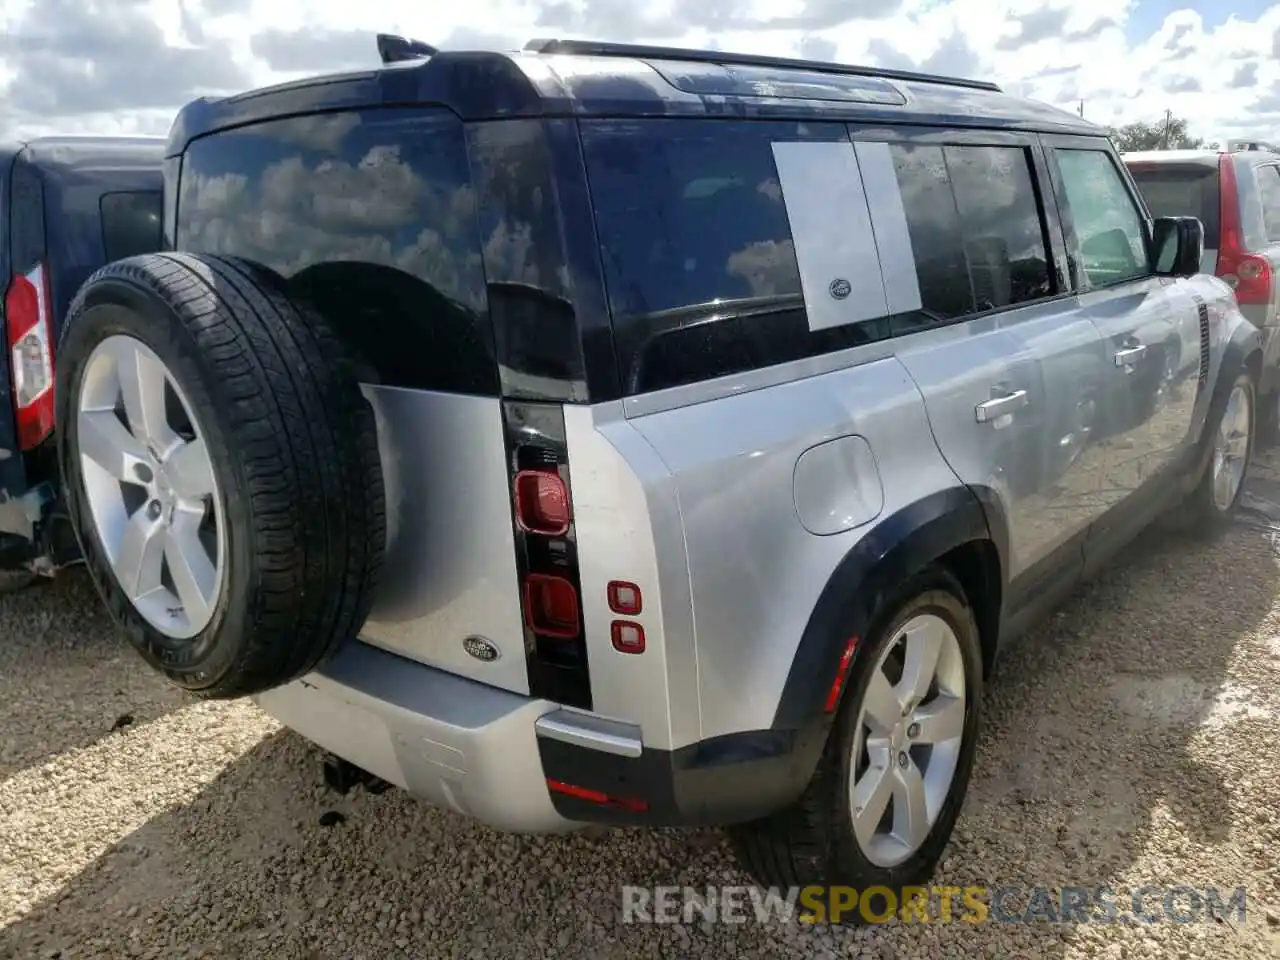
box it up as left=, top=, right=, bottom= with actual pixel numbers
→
left=52, top=37, right=1261, bottom=905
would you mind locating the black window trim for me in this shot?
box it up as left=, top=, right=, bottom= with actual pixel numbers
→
left=1037, top=132, right=1158, bottom=295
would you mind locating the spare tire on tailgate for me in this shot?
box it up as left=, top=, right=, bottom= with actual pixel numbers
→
left=54, top=253, right=386, bottom=699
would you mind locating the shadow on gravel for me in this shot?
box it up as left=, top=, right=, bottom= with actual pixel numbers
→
left=932, top=459, right=1280, bottom=957
left=2, top=473, right=1278, bottom=959
left=0, top=568, right=192, bottom=781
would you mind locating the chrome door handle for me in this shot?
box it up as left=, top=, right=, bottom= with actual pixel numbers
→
left=975, top=389, right=1029, bottom=423
left=1114, top=344, right=1147, bottom=366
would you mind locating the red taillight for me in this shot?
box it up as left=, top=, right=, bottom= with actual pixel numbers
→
left=610, top=620, right=646, bottom=654
left=546, top=779, right=648, bottom=812
left=514, top=467, right=571, bottom=535
left=1216, top=157, right=1274, bottom=305
left=524, top=573, right=580, bottom=639
left=5, top=263, right=55, bottom=450
left=505, top=406, right=591, bottom=708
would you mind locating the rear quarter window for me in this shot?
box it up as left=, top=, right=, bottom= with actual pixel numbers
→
left=1124, top=163, right=1220, bottom=249
left=100, top=191, right=164, bottom=261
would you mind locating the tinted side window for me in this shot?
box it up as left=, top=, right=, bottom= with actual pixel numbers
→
left=943, top=145, right=1053, bottom=309
left=583, top=120, right=861, bottom=395
left=886, top=143, right=974, bottom=328
left=1053, top=149, right=1150, bottom=289
left=1255, top=165, right=1280, bottom=243
left=583, top=124, right=1058, bottom=396
left=177, top=108, right=495, bottom=396
left=100, top=191, right=163, bottom=261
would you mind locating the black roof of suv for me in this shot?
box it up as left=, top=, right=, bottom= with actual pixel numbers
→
left=164, top=37, right=1101, bottom=159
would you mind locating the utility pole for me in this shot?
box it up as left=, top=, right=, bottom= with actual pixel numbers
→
left=1163, top=108, right=1173, bottom=148
left=1078, top=99, right=1084, bottom=118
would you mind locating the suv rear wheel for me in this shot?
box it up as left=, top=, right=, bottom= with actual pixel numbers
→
left=1183, top=370, right=1255, bottom=534
left=55, top=253, right=385, bottom=698
left=730, top=567, right=983, bottom=918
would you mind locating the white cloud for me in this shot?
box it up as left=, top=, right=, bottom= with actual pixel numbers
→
left=0, top=0, right=1279, bottom=144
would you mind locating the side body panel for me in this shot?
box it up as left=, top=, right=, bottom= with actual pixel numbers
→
left=1076, top=278, right=1201, bottom=509
left=1041, top=136, right=1214, bottom=562
left=625, top=353, right=959, bottom=744
left=561, top=403, right=697, bottom=749
left=893, top=304, right=1100, bottom=601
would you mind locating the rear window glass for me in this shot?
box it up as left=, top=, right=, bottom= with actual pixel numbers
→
left=100, top=191, right=163, bottom=261
left=1125, top=164, right=1220, bottom=248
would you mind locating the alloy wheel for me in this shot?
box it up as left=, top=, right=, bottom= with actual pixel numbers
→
left=849, top=612, right=967, bottom=868
left=76, top=335, right=226, bottom=640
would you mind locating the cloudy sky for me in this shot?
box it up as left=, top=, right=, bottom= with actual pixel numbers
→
left=0, top=0, right=1277, bottom=144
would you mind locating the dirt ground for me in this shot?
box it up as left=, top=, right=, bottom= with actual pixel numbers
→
left=3, top=457, right=1280, bottom=958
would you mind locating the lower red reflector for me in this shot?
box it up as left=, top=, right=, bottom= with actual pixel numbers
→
left=546, top=779, right=648, bottom=812
left=824, top=636, right=860, bottom=713
left=611, top=620, right=645, bottom=654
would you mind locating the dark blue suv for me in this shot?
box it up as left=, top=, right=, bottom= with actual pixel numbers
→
left=0, top=136, right=165, bottom=571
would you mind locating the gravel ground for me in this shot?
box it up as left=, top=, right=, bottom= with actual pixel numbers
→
left=4, top=464, right=1280, bottom=959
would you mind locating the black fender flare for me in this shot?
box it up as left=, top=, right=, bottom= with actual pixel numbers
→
left=771, top=485, right=1008, bottom=733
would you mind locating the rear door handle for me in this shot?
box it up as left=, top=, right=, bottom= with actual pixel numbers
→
left=975, top=389, right=1028, bottom=423
left=1114, top=344, right=1147, bottom=366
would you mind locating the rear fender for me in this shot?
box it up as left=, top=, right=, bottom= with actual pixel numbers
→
left=772, top=485, right=1005, bottom=734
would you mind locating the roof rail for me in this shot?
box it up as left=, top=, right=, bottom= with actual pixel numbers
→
left=523, top=38, right=1002, bottom=93
left=377, top=33, right=437, bottom=64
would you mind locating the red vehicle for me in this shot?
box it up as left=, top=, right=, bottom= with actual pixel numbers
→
left=1124, top=142, right=1280, bottom=435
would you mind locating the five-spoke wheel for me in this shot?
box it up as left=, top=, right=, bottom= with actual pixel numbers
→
left=731, top=571, right=983, bottom=910
left=1210, top=378, right=1252, bottom=513
left=850, top=613, right=966, bottom=867
left=76, top=335, right=225, bottom=639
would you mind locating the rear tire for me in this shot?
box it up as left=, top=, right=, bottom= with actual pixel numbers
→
left=55, top=253, right=385, bottom=699
left=729, top=566, right=983, bottom=922
left=1182, top=370, right=1255, bottom=536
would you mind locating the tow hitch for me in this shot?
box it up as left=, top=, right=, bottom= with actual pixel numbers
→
left=321, top=754, right=393, bottom=795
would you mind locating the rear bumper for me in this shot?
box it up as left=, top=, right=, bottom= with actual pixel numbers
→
left=255, top=640, right=581, bottom=833
left=255, top=640, right=822, bottom=833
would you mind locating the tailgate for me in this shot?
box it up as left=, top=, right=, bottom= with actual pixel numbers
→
left=354, top=384, right=532, bottom=696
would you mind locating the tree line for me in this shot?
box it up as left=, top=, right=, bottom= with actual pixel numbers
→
left=1106, top=113, right=1220, bottom=152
